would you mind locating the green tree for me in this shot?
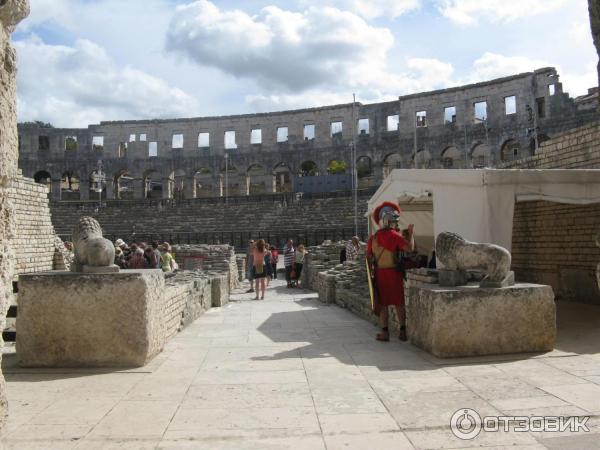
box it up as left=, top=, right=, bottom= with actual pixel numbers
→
left=328, top=160, right=347, bottom=174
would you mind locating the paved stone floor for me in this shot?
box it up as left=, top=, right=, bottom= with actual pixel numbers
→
left=2, top=279, right=600, bottom=449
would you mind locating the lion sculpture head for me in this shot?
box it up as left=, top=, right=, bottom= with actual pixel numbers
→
left=71, top=217, right=117, bottom=272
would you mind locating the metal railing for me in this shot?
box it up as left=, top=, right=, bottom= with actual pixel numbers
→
left=50, top=187, right=379, bottom=210
left=57, top=226, right=369, bottom=251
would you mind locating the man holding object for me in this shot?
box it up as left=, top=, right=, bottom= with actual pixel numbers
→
left=367, top=202, right=415, bottom=342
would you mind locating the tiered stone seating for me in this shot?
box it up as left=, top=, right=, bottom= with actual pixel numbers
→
left=50, top=193, right=372, bottom=249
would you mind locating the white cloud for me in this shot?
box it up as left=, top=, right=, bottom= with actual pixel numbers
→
left=470, top=52, right=552, bottom=81
left=15, top=36, right=199, bottom=127
left=300, top=0, right=421, bottom=19
left=245, top=57, right=456, bottom=112
left=470, top=52, right=595, bottom=97
left=438, top=0, right=570, bottom=25
left=18, top=0, right=75, bottom=31
left=166, top=1, right=395, bottom=91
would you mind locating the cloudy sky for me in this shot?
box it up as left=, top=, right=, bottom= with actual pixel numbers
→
left=14, top=0, right=597, bottom=127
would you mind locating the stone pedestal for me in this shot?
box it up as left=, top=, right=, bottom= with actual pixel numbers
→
left=407, top=283, right=556, bottom=358
left=318, top=272, right=336, bottom=304
left=17, top=270, right=166, bottom=367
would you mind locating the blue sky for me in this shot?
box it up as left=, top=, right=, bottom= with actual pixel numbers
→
left=13, top=0, right=597, bottom=127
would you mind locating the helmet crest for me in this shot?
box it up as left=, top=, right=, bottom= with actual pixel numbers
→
left=373, top=201, right=401, bottom=226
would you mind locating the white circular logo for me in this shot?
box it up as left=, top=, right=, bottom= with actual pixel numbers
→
left=450, top=408, right=482, bottom=440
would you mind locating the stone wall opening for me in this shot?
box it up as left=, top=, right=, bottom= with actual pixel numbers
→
left=303, top=124, right=315, bottom=141
left=414, top=149, right=432, bottom=169
left=501, top=139, right=521, bottom=162
left=115, top=170, right=134, bottom=200
left=471, top=143, right=491, bottom=168
left=144, top=170, right=163, bottom=199
left=387, top=114, right=399, bottom=131
left=383, top=153, right=402, bottom=177
left=194, top=168, right=214, bottom=198
left=33, top=170, right=51, bottom=192
left=88, top=169, right=107, bottom=201
left=300, top=161, right=319, bottom=177
left=64, top=136, right=77, bottom=152
left=173, top=169, right=186, bottom=200
left=274, top=163, right=292, bottom=192
left=60, top=171, right=80, bottom=200
left=357, top=156, right=374, bottom=188
left=441, top=146, right=463, bottom=169
left=247, top=164, right=268, bottom=195
left=327, top=160, right=347, bottom=175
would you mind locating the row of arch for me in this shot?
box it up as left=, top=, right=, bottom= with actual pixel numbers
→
left=33, top=138, right=541, bottom=200
left=380, top=139, right=538, bottom=173
left=33, top=158, right=377, bottom=200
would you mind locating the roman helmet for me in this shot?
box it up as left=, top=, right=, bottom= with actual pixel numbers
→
left=373, top=201, right=401, bottom=230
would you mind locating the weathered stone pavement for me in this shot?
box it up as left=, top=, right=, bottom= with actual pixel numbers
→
left=2, top=279, right=600, bottom=449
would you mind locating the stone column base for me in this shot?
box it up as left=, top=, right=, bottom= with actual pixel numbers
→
left=407, top=283, right=556, bottom=358
left=17, top=270, right=166, bottom=367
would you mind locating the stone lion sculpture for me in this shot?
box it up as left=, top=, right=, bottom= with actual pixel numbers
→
left=435, top=232, right=512, bottom=287
left=71, top=217, right=118, bottom=273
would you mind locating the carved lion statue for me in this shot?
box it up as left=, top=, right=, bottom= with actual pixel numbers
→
left=71, top=217, right=117, bottom=273
left=436, top=232, right=511, bottom=285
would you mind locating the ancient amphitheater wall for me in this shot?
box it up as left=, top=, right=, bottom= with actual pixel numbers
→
left=18, top=67, right=599, bottom=200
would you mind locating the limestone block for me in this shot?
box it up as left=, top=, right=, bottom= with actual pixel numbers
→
left=407, top=283, right=556, bottom=358
left=17, top=270, right=166, bottom=367
left=438, top=269, right=468, bottom=287
left=210, top=273, right=229, bottom=307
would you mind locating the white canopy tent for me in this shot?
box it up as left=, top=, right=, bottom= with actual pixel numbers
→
left=367, top=169, right=600, bottom=254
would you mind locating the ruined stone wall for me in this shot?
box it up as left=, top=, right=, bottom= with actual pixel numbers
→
left=172, top=244, right=239, bottom=291
left=0, top=0, right=31, bottom=430
left=19, top=68, right=599, bottom=202
left=163, top=272, right=213, bottom=340
left=7, top=175, right=60, bottom=274
left=512, top=201, right=600, bottom=304
left=500, top=121, right=600, bottom=169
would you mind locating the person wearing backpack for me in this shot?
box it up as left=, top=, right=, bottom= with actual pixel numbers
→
left=252, top=239, right=268, bottom=300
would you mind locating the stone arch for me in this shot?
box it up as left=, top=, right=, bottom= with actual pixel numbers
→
left=61, top=170, right=80, bottom=200
left=220, top=161, right=241, bottom=197
left=356, top=155, right=375, bottom=188
left=114, top=169, right=134, bottom=200
left=247, top=164, right=268, bottom=195
left=501, top=139, right=521, bottom=162
left=89, top=169, right=107, bottom=200
left=529, top=134, right=551, bottom=153
left=172, top=169, right=187, bottom=200
left=414, top=149, right=432, bottom=169
left=34, top=170, right=52, bottom=189
left=327, top=159, right=347, bottom=174
left=273, top=162, right=292, bottom=193
left=194, top=167, right=214, bottom=198
left=441, top=146, right=463, bottom=169
left=383, top=153, right=402, bottom=177
left=299, top=161, right=319, bottom=177
left=470, top=143, right=491, bottom=168
left=143, top=169, right=163, bottom=199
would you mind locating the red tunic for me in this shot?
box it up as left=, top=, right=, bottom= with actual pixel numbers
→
left=367, top=229, right=408, bottom=310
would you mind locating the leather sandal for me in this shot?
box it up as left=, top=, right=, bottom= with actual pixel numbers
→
left=399, top=326, right=407, bottom=342
left=376, top=330, right=390, bottom=342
